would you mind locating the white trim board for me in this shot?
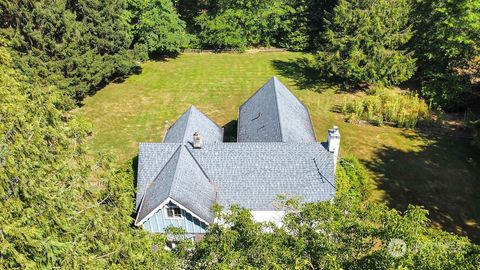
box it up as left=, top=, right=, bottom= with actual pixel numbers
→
left=135, top=197, right=211, bottom=226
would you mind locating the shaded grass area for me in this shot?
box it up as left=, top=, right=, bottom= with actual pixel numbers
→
left=365, top=133, right=480, bottom=242
left=76, top=52, right=480, bottom=241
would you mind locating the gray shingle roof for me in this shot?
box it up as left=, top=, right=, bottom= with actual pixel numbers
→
left=136, top=77, right=335, bottom=225
left=238, top=77, right=316, bottom=142
left=136, top=145, right=217, bottom=224
left=136, top=142, right=335, bottom=218
left=163, top=105, right=223, bottom=144
left=136, top=143, right=179, bottom=210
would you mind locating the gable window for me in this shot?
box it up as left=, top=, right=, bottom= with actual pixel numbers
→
left=165, top=206, right=182, bottom=219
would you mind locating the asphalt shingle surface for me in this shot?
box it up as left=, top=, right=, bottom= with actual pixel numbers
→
left=137, top=142, right=335, bottom=214
left=136, top=77, right=334, bottom=224
left=163, top=105, right=223, bottom=144
left=136, top=145, right=217, bottom=223
left=238, top=77, right=316, bottom=142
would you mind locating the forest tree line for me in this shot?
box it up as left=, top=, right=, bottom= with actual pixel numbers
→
left=1, top=0, right=478, bottom=111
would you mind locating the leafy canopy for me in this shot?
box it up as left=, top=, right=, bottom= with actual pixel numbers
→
left=184, top=157, right=480, bottom=269
left=126, top=0, right=190, bottom=55
left=0, top=39, right=178, bottom=269
left=411, top=0, right=480, bottom=111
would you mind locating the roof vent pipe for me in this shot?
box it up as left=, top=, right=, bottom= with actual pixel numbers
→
left=193, top=132, right=202, bottom=149
left=327, top=126, right=341, bottom=167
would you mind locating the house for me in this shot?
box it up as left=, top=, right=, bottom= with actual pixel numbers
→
left=134, top=77, right=340, bottom=239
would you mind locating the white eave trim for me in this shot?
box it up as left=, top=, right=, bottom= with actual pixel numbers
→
left=135, top=197, right=211, bottom=226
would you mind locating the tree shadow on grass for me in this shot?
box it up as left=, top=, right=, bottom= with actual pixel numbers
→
left=364, top=131, right=480, bottom=242
left=271, top=58, right=337, bottom=92
left=271, top=57, right=369, bottom=93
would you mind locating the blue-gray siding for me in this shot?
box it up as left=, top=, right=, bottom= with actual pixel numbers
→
left=143, top=202, right=207, bottom=234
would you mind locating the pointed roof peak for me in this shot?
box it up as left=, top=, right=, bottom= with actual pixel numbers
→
left=187, top=104, right=198, bottom=112
left=163, top=105, right=223, bottom=144
left=238, top=77, right=317, bottom=142
left=136, top=144, right=216, bottom=225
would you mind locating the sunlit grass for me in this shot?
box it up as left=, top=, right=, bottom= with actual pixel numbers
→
left=76, top=51, right=480, bottom=241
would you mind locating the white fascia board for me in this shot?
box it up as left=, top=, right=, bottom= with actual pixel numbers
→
left=168, top=198, right=210, bottom=225
left=135, top=197, right=210, bottom=226
left=135, top=197, right=169, bottom=226
left=251, top=210, right=286, bottom=226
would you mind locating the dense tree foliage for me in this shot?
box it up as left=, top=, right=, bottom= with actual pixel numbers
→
left=314, top=0, right=416, bottom=86
left=185, top=158, right=480, bottom=269
left=1, top=0, right=479, bottom=267
left=126, top=0, right=190, bottom=55
left=0, top=40, right=178, bottom=268
left=0, top=0, right=187, bottom=102
left=0, top=0, right=143, bottom=102
left=194, top=0, right=320, bottom=51
left=410, top=0, right=480, bottom=111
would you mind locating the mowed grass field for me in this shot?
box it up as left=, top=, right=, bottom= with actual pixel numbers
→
left=76, top=52, right=480, bottom=241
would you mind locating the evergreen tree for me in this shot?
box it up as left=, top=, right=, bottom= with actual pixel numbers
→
left=315, top=0, right=416, bottom=86
left=0, top=39, right=179, bottom=269
left=410, top=0, right=480, bottom=111
left=195, top=0, right=295, bottom=50
left=0, top=0, right=141, bottom=102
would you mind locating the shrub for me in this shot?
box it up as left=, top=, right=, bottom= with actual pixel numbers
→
left=421, top=73, right=472, bottom=111
left=336, top=157, right=372, bottom=201
left=341, top=86, right=430, bottom=128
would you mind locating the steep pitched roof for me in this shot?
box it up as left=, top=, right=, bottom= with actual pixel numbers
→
left=137, top=142, right=335, bottom=214
left=238, top=77, right=316, bottom=142
left=136, top=145, right=217, bottom=224
left=136, top=143, right=179, bottom=210
left=163, top=105, right=223, bottom=144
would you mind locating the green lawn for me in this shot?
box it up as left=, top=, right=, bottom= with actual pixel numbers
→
left=76, top=52, right=480, bottom=241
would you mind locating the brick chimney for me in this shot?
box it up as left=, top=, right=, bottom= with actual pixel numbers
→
left=193, top=132, right=202, bottom=149
left=327, top=126, right=340, bottom=166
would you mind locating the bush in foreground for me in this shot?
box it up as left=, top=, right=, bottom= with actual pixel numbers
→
left=183, top=158, right=479, bottom=269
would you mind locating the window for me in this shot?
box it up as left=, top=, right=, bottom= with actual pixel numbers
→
left=165, top=206, right=182, bottom=219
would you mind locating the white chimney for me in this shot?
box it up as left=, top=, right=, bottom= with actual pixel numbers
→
left=193, top=132, right=202, bottom=149
left=328, top=126, right=340, bottom=165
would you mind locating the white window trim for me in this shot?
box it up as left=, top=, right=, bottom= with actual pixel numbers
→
left=136, top=197, right=210, bottom=226
left=164, top=205, right=183, bottom=219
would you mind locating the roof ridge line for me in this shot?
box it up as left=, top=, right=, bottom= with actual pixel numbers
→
left=239, top=77, right=274, bottom=111
left=273, top=78, right=318, bottom=142
left=184, top=145, right=214, bottom=183
left=135, top=144, right=182, bottom=221
left=184, top=145, right=219, bottom=201
left=181, top=106, right=194, bottom=143
left=167, top=145, right=187, bottom=198
left=192, top=105, right=223, bottom=129
left=272, top=78, right=284, bottom=141
left=313, top=157, right=336, bottom=190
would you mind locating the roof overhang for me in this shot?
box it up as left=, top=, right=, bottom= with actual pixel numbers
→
left=135, top=196, right=211, bottom=226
